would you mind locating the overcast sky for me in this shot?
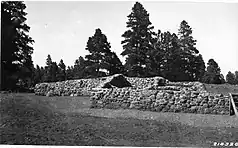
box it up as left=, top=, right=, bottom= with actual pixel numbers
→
left=25, top=1, right=238, bottom=76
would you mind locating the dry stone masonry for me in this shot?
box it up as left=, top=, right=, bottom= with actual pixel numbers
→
left=35, top=77, right=107, bottom=96
left=34, top=74, right=230, bottom=115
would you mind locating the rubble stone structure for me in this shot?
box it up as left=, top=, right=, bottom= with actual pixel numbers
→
left=35, top=74, right=230, bottom=115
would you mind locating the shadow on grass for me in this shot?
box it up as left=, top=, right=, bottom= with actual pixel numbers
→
left=0, top=93, right=238, bottom=146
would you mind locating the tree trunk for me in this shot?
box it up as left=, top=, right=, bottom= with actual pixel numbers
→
left=0, top=48, right=2, bottom=91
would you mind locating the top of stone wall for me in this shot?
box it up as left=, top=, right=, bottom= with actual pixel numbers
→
left=34, top=74, right=207, bottom=96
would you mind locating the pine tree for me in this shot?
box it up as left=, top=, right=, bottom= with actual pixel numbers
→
left=51, top=62, right=58, bottom=82
left=235, top=71, right=238, bottom=84
left=202, top=59, right=224, bottom=84
left=103, top=52, right=125, bottom=75
left=57, top=59, right=66, bottom=81
left=226, top=71, right=236, bottom=85
left=33, top=65, right=44, bottom=85
left=178, top=20, right=198, bottom=54
left=192, top=54, right=206, bottom=81
left=121, top=2, right=155, bottom=77
left=141, top=29, right=163, bottom=77
left=177, top=20, right=205, bottom=81
left=40, top=66, right=44, bottom=83
left=1, top=1, right=34, bottom=90
left=161, top=32, right=187, bottom=81
left=85, top=28, right=116, bottom=77
left=42, top=56, right=59, bottom=82
left=43, top=54, right=53, bottom=82
left=220, top=74, right=226, bottom=84
left=73, top=56, right=87, bottom=79
left=34, top=65, right=40, bottom=84
left=66, top=66, right=74, bottom=80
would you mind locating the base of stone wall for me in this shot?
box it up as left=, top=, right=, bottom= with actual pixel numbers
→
left=90, top=103, right=230, bottom=115
left=90, top=104, right=230, bottom=115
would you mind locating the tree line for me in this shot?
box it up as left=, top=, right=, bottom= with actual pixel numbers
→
left=1, top=1, right=238, bottom=91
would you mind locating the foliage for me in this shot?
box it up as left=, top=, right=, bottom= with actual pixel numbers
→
left=43, top=55, right=53, bottom=82
left=202, top=59, right=225, bottom=84
left=85, top=28, right=124, bottom=77
left=226, top=71, right=238, bottom=85
left=121, top=2, right=155, bottom=77
left=121, top=3, right=205, bottom=81
left=37, top=55, right=65, bottom=83
left=235, top=71, right=238, bottom=84
left=51, top=62, right=58, bottom=82
left=66, top=66, right=74, bottom=80
left=8, top=1, right=235, bottom=85
left=160, top=31, right=186, bottom=81
left=33, top=65, right=43, bottom=85
left=149, top=21, right=205, bottom=82
left=177, top=20, right=205, bottom=81
left=103, top=51, right=125, bottom=75
left=146, top=30, right=165, bottom=77
left=72, top=56, right=88, bottom=79
left=85, top=28, right=111, bottom=77
left=1, top=1, right=34, bottom=90
left=57, top=59, right=66, bottom=81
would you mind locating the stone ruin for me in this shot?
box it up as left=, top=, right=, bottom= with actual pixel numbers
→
left=34, top=74, right=230, bottom=115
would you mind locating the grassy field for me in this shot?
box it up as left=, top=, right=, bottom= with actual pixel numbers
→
left=1, top=92, right=238, bottom=146
left=204, top=83, right=238, bottom=95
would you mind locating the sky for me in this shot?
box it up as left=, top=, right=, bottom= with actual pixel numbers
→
left=24, top=1, right=238, bottom=76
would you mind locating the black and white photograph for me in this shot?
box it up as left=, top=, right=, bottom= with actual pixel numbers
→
left=1, top=0, right=238, bottom=147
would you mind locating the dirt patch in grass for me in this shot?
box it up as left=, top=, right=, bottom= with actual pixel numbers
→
left=1, top=93, right=238, bottom=146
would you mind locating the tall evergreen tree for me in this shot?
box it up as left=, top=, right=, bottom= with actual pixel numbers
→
left=103, top=51, right=125, bottom=75
left=57, top=59, right=66, bottom=81
left=161, top=32, right=187, bottom=81
left=177, top=20, right=205, bottom=81
left=235, top=71, right=238, bottom=84
left=66, top=66, right=74, bottom=80
left=202, top=59, right=224, bottom=84
left=42, top=56, right=59, bottom=82
left=1, top=1, right=34, bottom=90
left=192, top=54, right=206, bottom=81
left=85, top=28, right=118, bottom=77
left=226, top=71, right=236, bottom=85
left=73, top=56, right=88, bottom=79
left=33, top=65, right=42, bottom=85
left=178, top=20, right=198, bottom=54
left=40, top=66, right=45, bottom=82
left=51, top=62, right=58, bottom=82
left=121, top=2, right=155, bottom=77
left=43, top=54, right=53, bottom=82
left=220, top=74, right=226, bottom=84
left=144, top=29, right=165, bottom=77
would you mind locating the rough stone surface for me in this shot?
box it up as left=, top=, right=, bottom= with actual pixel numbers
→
left=35, top=74, right=230, bottom=115
left=46, top=90, right=53, bottom=97
left=89, top=82, right=230, bottom=115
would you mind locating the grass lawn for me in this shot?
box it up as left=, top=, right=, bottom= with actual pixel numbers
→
left=1, top=93, right=238, bottom=146
left=204, top=83, right=238, bottom=95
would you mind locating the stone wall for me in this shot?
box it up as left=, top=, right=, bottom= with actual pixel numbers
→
left=34, top=74, right=230, bottom=115
left=34, top=77, right=106, bottom=96
left=34, top=75, right=166, bottom=96
left=90, top=87, right=230, bottom=115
